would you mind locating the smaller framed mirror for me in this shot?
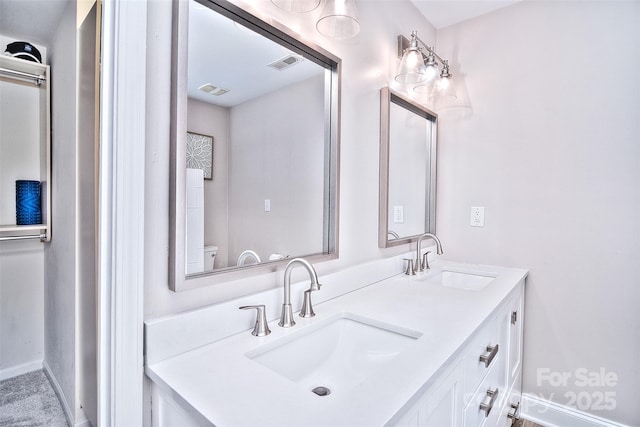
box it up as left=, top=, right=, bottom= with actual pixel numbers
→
left=379, top=87, right=437, bottom=248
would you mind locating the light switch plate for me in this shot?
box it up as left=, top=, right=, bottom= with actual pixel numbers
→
left=470, top=206, right=485, bottom=227
left=264, top=199, right=271, bottom=212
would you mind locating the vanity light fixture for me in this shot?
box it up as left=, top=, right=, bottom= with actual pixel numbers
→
left=395, top=31, right=453, bottom=97
left=316, top=0, right=360, bottom=39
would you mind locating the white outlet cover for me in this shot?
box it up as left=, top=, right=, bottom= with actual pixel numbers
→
left=393, top=206, right=404, bottom=223
left=470, top=206, right=485, bottom=227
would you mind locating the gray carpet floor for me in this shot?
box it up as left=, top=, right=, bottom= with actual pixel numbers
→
left=0, top=370, right=68, bottom=427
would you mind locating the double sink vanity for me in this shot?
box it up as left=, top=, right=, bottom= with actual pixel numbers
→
left=145, top=254, right=527, bottom=427
left=154, top=1, right=529, bottom=425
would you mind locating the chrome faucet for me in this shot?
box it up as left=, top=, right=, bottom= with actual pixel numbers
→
left=415, top=233, right=443, bottom=272
left=278, top=258, right=322, bottom=328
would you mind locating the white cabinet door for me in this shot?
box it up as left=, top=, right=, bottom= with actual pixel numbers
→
left=508, top=285, right=524, bottom=388
left=389, top=359, right=464, bottom=427
left=494, top=281, right=526, bottom=427
left=422, top=363, right=464, bottom=427
left=500, top=283, right=525, bottom=426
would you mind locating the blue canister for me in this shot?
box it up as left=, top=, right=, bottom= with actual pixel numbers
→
left=16, top=180, right=41, bottom=225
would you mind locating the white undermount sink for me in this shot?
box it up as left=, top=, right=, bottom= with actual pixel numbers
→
left=421, top=268, right=496, bottom=291
left=245, top=313, right=421, bottom=397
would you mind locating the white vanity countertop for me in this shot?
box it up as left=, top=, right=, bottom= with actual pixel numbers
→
left=146, top=261, right=528, bottom=426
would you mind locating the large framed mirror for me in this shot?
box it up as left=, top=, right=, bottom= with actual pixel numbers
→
left=170, top=0, right=341, bottom=291
left=379, top=87, right=437, bottom=248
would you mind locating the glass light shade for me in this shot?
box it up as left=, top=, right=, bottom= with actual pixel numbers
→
left=422, top=52, right=439, bottom=82
left=437, top=76, right=457, bottom=101
left=414, top=76, right=456, bottom=102
left=395, top=48, right=428, bottom=84
left=424, top=62, right=439, bottom=82
left=271, top=0, right=321, bottom=13
left=413, top=82, right=442, bottom=96
left=316, top=0, right=360, bottom=39
left=438, top=75, right=451, bottom=91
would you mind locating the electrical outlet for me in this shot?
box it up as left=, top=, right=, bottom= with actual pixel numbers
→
left=393, top=206, right=404, bottom=223
left=264, top=199, right=271, bottom=212
left=470, top=206, right=485, bottom=227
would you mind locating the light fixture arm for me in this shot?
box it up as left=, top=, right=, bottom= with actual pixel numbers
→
left=413, top=33, right=447, bottom=66
left=398, top=31, right=450, bottom=71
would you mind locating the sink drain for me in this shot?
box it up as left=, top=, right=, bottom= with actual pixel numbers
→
left=311, top=386, right=331, bottom=396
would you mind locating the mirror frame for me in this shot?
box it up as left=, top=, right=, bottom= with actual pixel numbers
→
left=378, top=87, right=437, bottom=248
left=169, top=0, right=341, bottom=291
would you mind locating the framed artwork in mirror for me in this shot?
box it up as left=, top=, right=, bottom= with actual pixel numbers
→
left=186, top=131, right=213, bottom=180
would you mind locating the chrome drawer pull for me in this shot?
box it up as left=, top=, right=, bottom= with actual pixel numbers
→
left=479, top=388, right=499, bottom=417
left=479, top=344, right=499, bottom=368
left=511, top=311, right=518, bottom=325
left=507, top=402, right=520, bottom=424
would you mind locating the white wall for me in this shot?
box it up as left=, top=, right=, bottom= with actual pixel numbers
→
left=45, top=3, right=97, bottom=424
left=0, top=36, right=46, bottom=379
left=144, top=0, right=436, bottom=316
left=0, top=240, right=44, bottom=379
left=187, top=98, right=230, bottom=267
left=45, top=0, right=77, bottom=419
left=435, top=1, right=640, bottom=424
left=77, top=3, right=98, bottom=425
left=228, top=75, right=325, bottom=263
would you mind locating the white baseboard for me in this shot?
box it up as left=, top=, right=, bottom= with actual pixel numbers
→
left=74, top=416, right=92, bottom=427
left=0, top=359, right=42, bottom=381
left=43, top=360, right=75, bottom=426
left=43, top=361, right=93, bottom=427
left=520, top=393, right=631, bottom=427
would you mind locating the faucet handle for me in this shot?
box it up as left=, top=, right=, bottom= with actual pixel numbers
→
left=300, top=289, right=316, bottom=318
left=404, top=259, right=416, bottom=275
left=422, top=251, right=432, bottom=271
left=239, top=305, right=271, bottom=337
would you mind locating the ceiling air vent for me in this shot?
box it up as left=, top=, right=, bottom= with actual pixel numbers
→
left=198, top=83, right=229, bottom=96
left=268, top=54, right=304, bottom=71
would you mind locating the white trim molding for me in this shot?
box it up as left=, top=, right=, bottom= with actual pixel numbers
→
left=98, top=0, right=147, bottom=425
left=43, top=361, right=91, bottom=427
left=0, top=360, right=42, bottom=382
left=521, top=393, right=632, bottom=427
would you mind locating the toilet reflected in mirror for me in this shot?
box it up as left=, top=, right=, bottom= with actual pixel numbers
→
left=204, top=245, right=218, bottom=271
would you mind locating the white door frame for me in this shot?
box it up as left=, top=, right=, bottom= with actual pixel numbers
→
left=98, top=0, right=147, bottom=425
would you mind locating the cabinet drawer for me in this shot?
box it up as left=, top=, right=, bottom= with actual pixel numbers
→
left=463, top=313, right=504, bottom=397
left=464, top=351, right=506, bottom=427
